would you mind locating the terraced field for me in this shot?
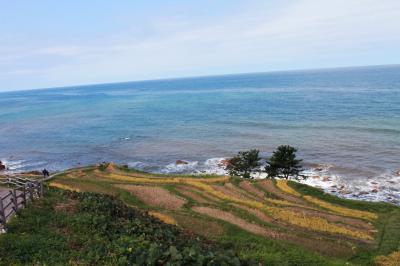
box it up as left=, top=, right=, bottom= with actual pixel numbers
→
left=48, top=163, right=400, bottom=265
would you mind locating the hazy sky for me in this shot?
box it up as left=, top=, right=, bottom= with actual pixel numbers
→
left=1, top=0, right=400, bottom=92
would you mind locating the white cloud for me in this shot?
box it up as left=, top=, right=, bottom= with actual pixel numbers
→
left=1, top=0, right=400, bottom=91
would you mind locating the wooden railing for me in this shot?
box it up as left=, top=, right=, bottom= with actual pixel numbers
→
left=0, top=177, right=43, bottom=231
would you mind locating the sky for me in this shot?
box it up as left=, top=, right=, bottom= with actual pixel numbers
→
left=1, top=0, right=400, bottom=92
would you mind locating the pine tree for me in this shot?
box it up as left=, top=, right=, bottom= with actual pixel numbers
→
left=265, top=145, right=305, bottom=180
left=226, top=149, right=261, bottom=179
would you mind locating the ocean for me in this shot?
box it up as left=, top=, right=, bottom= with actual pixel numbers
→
left=1, top=65, right=399, bottom=204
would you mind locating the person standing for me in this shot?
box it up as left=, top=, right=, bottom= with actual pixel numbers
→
left=42, top=169, right=50, bottom=178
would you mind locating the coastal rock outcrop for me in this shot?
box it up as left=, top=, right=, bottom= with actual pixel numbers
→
left=322, top=176, right=331, bottom=182
left=175, top=160, right=189, bottom=165
left=0, top=161, right=6, bottom=171
left=217, top=159, right=232, bottom=168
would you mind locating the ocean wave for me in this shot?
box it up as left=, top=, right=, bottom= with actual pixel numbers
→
left=299, top=166, right=400, bottom=205
left=162, top=161, right=199, bottom=174
left=146, top=158, right=400, bottom=205
left=0, top=159, right=47, bottom=173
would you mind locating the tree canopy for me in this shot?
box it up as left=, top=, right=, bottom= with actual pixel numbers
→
left=226, top=149, right=261, bottom=179
left=265, top=145, right=304, bottom=180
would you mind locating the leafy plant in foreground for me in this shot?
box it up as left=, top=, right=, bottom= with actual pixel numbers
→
left=0, top=190, right=253, bottom=265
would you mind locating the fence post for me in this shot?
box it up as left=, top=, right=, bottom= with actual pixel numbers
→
left=0, top=198, right=6, bottom=228
left=29, top=183, right=34, bottom=201
left=22, top=186, right=27, bottom=207
left=12, top=189, right=18, bottom=212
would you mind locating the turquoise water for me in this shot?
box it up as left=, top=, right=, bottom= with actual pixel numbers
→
left=0, top=65, right=399, bottom=198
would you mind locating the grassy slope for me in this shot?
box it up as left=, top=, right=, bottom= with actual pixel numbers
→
left=0, top=190, right=248, bottom=265
left=2, top=164, right=399, bottom=265
left=289, top=181, right=400, bottom=265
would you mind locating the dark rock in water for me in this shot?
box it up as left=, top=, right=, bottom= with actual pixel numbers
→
left=370, top=181, right=378, bottom=185
left=371, top=189, right=379, bottom=193
left=0, top=161, right=6, bottom=171
left=396, top=170, right=400, bottom=176
left=175, top=160, right=189, bottom=165
left=358, top=191, right=369, bottom=196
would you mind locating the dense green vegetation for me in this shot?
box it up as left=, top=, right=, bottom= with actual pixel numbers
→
left=0, top=190, right=250, bottom=265
left=1, top=164, right=399, bottom=265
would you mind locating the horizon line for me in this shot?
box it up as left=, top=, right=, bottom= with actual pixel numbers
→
left=1, top=63, right=399, bottom=94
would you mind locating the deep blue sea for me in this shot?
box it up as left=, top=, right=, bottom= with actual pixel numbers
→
left=1, top=65, right=399, bottom=203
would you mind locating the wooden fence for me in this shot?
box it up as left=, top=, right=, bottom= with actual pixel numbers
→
left=0, top=177, right=43, bottom=231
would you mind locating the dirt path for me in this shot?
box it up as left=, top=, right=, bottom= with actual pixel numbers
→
left=212, top=183, right=258, bottom=202
left=225, top=183, right=261, bottom=200
left=239, top=181, right=267, bottom=199
left=192, top=206, right=281, bottom=238
left=192, top=206, right=353, bottom=257
left=231, top=203, right=275, bottom=223
left=175, top=186, right=214, bottom=204
left=116, top=185, right=186, bottom=210
left=286, top=206, right=375, bottom=231
left=258, top=180, right=307, bottom=205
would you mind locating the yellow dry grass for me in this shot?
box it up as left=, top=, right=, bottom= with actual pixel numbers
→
left=116, top=185, right=186, bottom=210
left=304, top=195, right=378, bottom=220
left=276, top=180, right=302, bottom=197
left=148, top=211, right=177, bottom=225
left=175, top=186, right=214, bottom=204
left=267, top=206, right=373, bottom=240
left=49, top=182, right=80, bottom=192
left=186, top=181, right=373, bottom=240
left=266, top=198, right=304, bottom=207
left=274, top=180, right=377, bottom=221
left=193, top=206, right=280, bottom=238
left=56, top=167, right=375, bottom=241
left=108, top=173, right=229, bottom=184
left=374, top=251, right=400, bottom=266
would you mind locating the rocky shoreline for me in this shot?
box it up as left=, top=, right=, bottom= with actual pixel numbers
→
left=2, top=158, right=399, bottom=206
left=300, top=164, right=400, bottom=205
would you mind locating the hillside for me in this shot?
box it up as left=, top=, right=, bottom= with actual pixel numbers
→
left=1, top=163, right=400, bottom=265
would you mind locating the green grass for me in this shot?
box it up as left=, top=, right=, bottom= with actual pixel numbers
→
left=289, top=181, right=400, bottom=265
left=0, top=189, right=251, bottom=266
left=218, top=223, right=345, bottom=266
left=24, top=165, right=400, bottom=265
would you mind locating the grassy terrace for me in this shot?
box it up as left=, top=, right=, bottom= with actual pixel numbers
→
left=1, top=163, right=399, bottom=265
